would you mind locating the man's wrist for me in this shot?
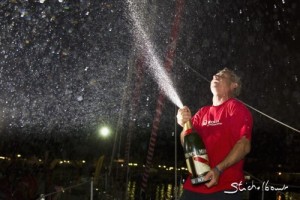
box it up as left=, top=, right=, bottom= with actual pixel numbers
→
left=214, top=166, right=223, bottom=175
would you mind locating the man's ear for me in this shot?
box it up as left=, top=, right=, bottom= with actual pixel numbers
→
left=231, top=82, right=238, bottom=90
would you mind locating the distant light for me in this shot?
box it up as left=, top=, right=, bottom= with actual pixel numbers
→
left=82, top=160, right=86, bottom=164
left=17, top=154, right=21, bottom=158
left=99, top=127, right=110, bottom=138
left=278, top=172, right=282, bottom=176
left=114, top=159, right=124, bottom=163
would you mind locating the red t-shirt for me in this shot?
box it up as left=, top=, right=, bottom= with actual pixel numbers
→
left=183, top=98, right=253, bottom=194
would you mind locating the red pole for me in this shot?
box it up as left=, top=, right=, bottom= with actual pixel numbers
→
left=140, top=0, right=185, bottom=197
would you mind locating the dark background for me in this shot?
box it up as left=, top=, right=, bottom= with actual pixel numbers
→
left=0, top=0, right=299, bottom=190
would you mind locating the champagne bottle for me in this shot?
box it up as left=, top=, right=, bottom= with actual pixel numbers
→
left=183, top=120, right=210, bottom=185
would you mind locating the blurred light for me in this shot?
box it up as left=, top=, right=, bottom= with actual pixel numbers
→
left=82, top=160, right=86, bottom=163
left=114, top=159, right=125, bottom=163
left=17, top=154, right=21, bottom=158
left=99, top=126, right=111, bottom=138
left=278, top=172, right=282, bottom=176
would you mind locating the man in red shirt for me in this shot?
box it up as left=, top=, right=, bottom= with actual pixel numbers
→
left=177, top=68, right=253, bottom=200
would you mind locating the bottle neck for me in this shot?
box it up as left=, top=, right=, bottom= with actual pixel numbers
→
left=183, top=120, right=193, bottom=135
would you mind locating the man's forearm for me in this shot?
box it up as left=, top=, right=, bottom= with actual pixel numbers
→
left=217, top=136, right=251, bottom=172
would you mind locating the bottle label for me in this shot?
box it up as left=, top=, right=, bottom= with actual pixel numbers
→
left=184, top=149, right=206, bottom=158
left=186, top=154, right=210, bottom=176
left=183, top=128, right=193, bottom=136
left=193, top=154, right=210, bottom=175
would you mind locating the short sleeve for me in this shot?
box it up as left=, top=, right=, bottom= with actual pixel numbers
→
left=229, top=102, right=253, bottom=141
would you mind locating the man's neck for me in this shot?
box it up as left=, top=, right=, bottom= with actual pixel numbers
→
left=212, top=95, right=232, bottom=106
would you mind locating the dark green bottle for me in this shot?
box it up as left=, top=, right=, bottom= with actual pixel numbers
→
left=183, top=120, right=210, bottom=184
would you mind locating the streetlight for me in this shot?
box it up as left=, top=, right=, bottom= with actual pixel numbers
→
left=99, top=126, right=111, bottom=138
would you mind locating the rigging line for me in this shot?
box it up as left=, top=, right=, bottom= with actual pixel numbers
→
left=239, top=100, right=300, bottom=133
left=37, top=179, right=90, bottom=199
left=177, top=57, right=210, bottom=83
left=176, top=57, right=300, bottom=134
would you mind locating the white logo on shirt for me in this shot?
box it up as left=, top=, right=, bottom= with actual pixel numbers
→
left=202, top=120, right=222, bottom=126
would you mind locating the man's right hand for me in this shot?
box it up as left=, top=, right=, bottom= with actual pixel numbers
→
left=176, top=106, right=192, bottom=127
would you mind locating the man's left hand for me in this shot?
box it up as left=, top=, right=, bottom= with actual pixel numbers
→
left=204, top=168, right=220, bottom=188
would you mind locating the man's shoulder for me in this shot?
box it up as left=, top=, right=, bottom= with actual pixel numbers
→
left=227, top=98, right=252, bottom=117
left=199, top=105, right=211, bottom=112
left=227, top=98, right=247, bottom=108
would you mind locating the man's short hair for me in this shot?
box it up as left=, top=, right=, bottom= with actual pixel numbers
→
left=218, top=68, right=242, bottom=97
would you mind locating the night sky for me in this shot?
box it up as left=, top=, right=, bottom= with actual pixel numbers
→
left=0, top=0, right=299, bottom=173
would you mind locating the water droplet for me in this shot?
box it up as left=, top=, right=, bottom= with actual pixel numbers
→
left=41, top=11, right=46, bottom=18
left=239, top=9, right=243, bottom=14
left=282, top=0, right=285, bottom=4
left=77, top=96, right=83, bottom=101
left=20, top=9, right=26, bottom=18
left=292, top=35, right=296, bottom=40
